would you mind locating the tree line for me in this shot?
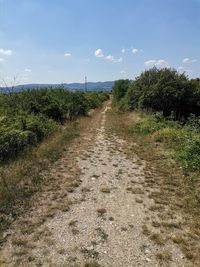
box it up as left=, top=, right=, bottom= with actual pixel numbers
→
left=112, top=67, right=200, bottom=120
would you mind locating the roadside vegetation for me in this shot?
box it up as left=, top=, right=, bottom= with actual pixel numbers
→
left=0, top=87, right=109, bottom=239
left=112, top=67, right=200, bottom=179
left=111, top=68, right=200, bottom=264
left=0, top=88, right=109, bottom=161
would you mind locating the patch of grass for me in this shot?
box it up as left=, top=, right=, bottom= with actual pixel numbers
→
left=100, top=187, right=111, bottom=193
left=81, top=248, right=99, bottom=260
left=152, top=220, right=161, bottom=228
left=96, top=208, right=107, bottom=217
left=96, top=227, right=108, bottom=242
left=81, top=187, right=91, bottom=193
left=43, top=237, right=54, bottom=246
left=57, top=248, right=66, bottom=255
left=149, top=205, right=165, bottom=212
left=69, top=220, right=78, bottom=227
left=171, top=234, right=184, bottom=244
left=12, top=237, right=28, bottom=247
left=161, top=221, right=182, bottom=229
left=72, top=228, right=80, bottom=235
left=131, top=187, right=144, bottom=194
left=142, top=225, right=151, bottom=236
left=83, top=261, right=101, bottom=267
left=0, top=121, right=81, bottom=237
left=150, top=233, right=166, bottom=245
left=12, top=247, right=29, bottom=257
left=131, top=115, right=177, bottom=136
left=156, top=250, right=172, bottom=262
left=135, top=198, right=143, bottom=203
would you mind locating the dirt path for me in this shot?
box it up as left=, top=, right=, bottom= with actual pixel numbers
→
left=0, top=104, right=188, bottom=267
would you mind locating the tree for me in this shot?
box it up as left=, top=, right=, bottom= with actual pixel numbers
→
left=112, top=79, right=131, bottom=105
left=123, top=67, right=200, bottom=119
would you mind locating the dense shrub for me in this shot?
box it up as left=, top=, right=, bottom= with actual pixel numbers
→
left=0, top=129, right=32, bottom=160
left=0, top=114, right=57, bottom=160
left=132, top=114, right=177, bottom=135
left=0, top=88, right=108, bottom=161
left=134, top=112, right=200, bottom=172
left=86, top=92, right=109, bottom=109
left=113, top=68, right=200, bottom=120
left=177, top=136, right=200, bottom=171
left=152, top=127, right=187, bottom=147
left=112, top=79, right=131, bottom=106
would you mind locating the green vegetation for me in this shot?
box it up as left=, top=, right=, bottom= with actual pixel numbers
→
left=132, top=113, right=200, bottom=173
left=112, top=67, right=200, bottom=175
left=0, top=88, right=109, bottom=161
left=113, top=67, right=200, bottom=120
left=0, top=87, right=109, bottom=238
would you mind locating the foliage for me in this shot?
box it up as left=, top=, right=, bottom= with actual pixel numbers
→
left=132, top=114, right=178, bottom=135
left=134, top=113, right=200, bottom=172
left=113, top=68, right=200, bottom=120
left=112, top=79, right=131, bottom=106
left=0, top=88, right=108, bottom=161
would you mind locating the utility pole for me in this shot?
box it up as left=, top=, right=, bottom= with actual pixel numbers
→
left=85, top=76, right=87, bottom=91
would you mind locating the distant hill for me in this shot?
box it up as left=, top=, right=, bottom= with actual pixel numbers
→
left=0, top=81, right=114, bottom=93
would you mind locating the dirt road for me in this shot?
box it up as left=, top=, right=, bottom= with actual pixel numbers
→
left=0, top=103, right=188, bottom=266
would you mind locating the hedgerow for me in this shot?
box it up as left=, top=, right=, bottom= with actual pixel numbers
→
left=0, top=88, right=109, bottom=161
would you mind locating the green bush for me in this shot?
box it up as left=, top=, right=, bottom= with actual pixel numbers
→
left=85, top=92, right=109, bottom=109
left=132, top=115, right=177, bottom=135
left=113, top=68, right=200, bottom=120
left=152, top=127, right=186, bottom=147
left=0, top=129, right=32, bottom=160
left=25, top=114, right=57, bottom=142
left=133, top=112, right=200, bottom=172
left=112, top=80, right=131, bottom=106
left=177, top=135, right=200, bottom=171
left=0, top=114, right=57, bottom=160
left=0, top=89, right=108, bottom=161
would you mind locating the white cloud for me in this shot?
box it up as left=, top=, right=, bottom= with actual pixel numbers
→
left=144, top=59, right=168, bottom=67
left=0, top=48, right=12, bottom=56
left=182, top=58, right=190, bottom=64
left=144, top=60, right=157, bottom=66
left=0, top=58, right=5, bottom=62
left=105, top=55, right=123, bottom=63
left=64, top=53, right=71, bottom=57
left=156, top=59, right=168, bottom=66
left=95, top=48, right=122, bottom=63
left=132, top=48, right=139, bottom=54
left=24, top=68, right=31, bottom=72
left=132, top=47, right=143, bottom=54
left=182, top=57, right=197, bottom=64
left=121, top=47, right=142, bottom=54
left=105, top=55, right=114, bottom=61
left=95, top=48, right=104, bottom=58
left=120, top=70, right=126, bottom=74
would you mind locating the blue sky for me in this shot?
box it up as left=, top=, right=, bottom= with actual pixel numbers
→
left=0, top=0, right=199, bottom=85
